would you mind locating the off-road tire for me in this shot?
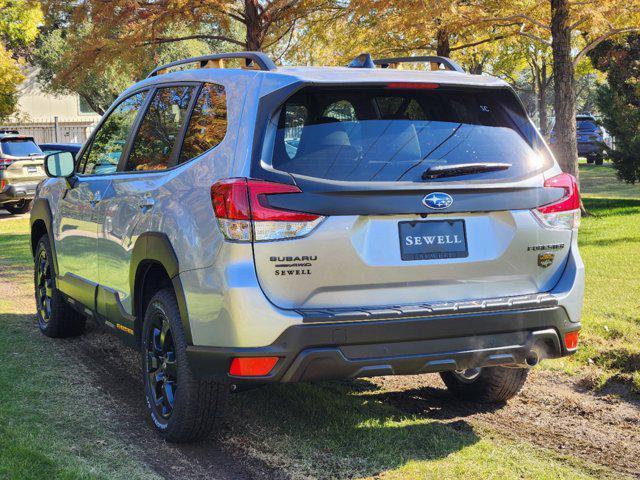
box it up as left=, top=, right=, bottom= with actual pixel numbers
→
left=5, top=199, right=32, bottom=215
left=594, top=156, right=604, bottom=166
left=440, top=366, right=529, bottom=403
left=142, top=287, right=228, bottom=443
left=34, top=234, right=85, bottom=337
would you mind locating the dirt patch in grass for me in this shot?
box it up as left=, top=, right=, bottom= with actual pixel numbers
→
left=372, top=370, right=640, bottom=478
left=43, top=323, right=284, bottom=480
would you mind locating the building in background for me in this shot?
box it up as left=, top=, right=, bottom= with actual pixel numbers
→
left=0, top=67, right=100, bottom=144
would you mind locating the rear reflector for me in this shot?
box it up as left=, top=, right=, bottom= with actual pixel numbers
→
left=564, top=330, right=580, bottom=350
left=0, top=158, right=13, bottom=170
left=532, top=173, right=581, bottom=230
left=211, top=178, right=324, bottom=242
left=229, top=357, right=279, bottom=377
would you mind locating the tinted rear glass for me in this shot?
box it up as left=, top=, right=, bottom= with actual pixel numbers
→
left=1, top=139, right=42, bottom=157
left=271, top=87, right=552, bottom=182
left=577, top=120, right=598, bottom=131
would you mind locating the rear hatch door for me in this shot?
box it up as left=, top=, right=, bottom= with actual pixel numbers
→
left=0, top=137, right=46, bottom=184
left=251, top=85, right=573, bottom=310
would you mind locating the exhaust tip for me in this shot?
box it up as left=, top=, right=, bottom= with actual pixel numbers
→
left=525, top=351, right=539, bottom=367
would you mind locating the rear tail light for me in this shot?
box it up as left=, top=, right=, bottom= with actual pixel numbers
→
left=211, top=178, right=324, bottom=242
left=0, top=158, right=13, bottom=170
left=0, top=179, right=5, bottom=191
left=564, top=330, right=579, bottom=350
left=532, top=173, right=581, bottom=230
left=229, top=357, right=279, bottom=376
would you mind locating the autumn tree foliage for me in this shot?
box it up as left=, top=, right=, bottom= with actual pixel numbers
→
left=341, top=0, right=514, bottom=61
left=40, top=1, right=345, bottom=95
left=477, top=0, right=640, bottom=180
left=0, top=0, right=42, bottom=121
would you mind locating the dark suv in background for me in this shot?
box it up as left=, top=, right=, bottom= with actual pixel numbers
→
left=550, top=114, right=606, bottom=165
left=0, top=131, right=46, bottom=214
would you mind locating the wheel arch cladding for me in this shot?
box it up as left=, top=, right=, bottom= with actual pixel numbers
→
left=129, top=232, right=193, bottom=344
left=30, top=199, right=58, bottom=274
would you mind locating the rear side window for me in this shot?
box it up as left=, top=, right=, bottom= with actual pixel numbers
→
left=271, top=87, right=553, bottom=182
left=127, top=86, right=196, bottom=171
left=179, top=83, right=227, bottom=163
left=1, top=139, right=42, bottom=157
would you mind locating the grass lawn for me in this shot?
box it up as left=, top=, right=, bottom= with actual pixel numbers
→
left=549, top=162, right=640, bottom=391
left=0, top=162, right=637, bottom=479
left=0, top=217, right=159, bottom=480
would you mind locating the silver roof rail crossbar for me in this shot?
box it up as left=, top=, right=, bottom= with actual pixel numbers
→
left=147, top=52, right=277, bottom=78
left=374, top=56, right=465, bottom=73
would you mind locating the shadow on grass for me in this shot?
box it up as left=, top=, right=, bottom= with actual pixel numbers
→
left=582, top=197, right=640, bottom=216
left=361, top=383, right=502, bottom=421
left=0, top=424, right=62, bottom=480
left=579, top=235, right=640, bottom=247
left=232, top=380, right=481, bottom=478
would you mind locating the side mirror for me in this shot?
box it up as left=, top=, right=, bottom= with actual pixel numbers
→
left=44, top=151, right=75, bottom=178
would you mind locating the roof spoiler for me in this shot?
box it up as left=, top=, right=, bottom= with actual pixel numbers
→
left=147, top=52, right=277, bottom=78
left=347, top=53, right=465, bottom=73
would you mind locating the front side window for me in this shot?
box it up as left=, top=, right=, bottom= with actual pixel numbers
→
left=271, top=87, right=553, bottom=183
left=82, top=91, right=148, bottom=175
left=179, top=83, right=227, bottom=163
left=126, top=86, right=195, bottom=171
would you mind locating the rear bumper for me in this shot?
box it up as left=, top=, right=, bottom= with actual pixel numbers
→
left=187, top=305, right=579, bottom=383
left=577, top=142, right=601, bottom=155
left=0, top=182, right=38, bottom=204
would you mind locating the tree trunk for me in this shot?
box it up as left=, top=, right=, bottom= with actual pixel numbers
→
left=538, top=60, right=549, bottom=136
left=244, top=0, right=263, bottom=51
left=538, top=82, right=548, bottom=136
left=550, top=0, right=578, bottom=179
left=436, top=29, right=451, bottom=57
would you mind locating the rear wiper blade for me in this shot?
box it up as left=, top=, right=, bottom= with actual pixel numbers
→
left=421, top=162, right=511, bottom=180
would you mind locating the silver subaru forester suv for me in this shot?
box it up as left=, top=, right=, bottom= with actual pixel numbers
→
left=30, top=52, right=584, bottom=443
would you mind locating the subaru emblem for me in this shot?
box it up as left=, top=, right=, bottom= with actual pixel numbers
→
left=423, top=192, right=453, bottom=210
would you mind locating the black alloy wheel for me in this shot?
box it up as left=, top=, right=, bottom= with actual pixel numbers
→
left=144, top=305, right=179, bottom=423
left=141, top=288, right=229, bottom=442
left=35, top=246, right=53, bottom=327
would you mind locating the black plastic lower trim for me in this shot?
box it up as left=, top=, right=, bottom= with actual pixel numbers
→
left=186, top=306, right=579, bottom=383
left=0, top=183, right=37, bottom=202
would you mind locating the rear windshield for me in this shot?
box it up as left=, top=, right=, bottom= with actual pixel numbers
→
left=1, top=138, right=43, bottom=157
left=577, top=120, right=598, bottom=131
left=270, top=86, right=553, bottom=182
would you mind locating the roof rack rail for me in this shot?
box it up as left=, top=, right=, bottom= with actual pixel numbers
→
left=147, top=52, right=277, bottom=78
left=374, top=56, right=465, bottom=73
